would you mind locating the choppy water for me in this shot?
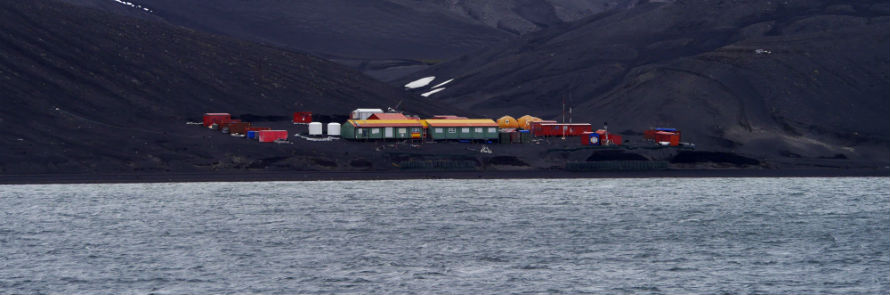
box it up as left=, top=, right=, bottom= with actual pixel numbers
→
left=1, top=177, right=888, bottom=294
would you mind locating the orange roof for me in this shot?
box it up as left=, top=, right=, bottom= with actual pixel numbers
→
left=349, top=119, right=424, bottom=127
left=368, top=113, right=409, bottom=120
left=541, top=123, right=591, bottom=126
left=424, top=119, right=498, bottom=127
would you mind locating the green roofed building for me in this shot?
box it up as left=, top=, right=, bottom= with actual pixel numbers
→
left=423, top=119, right=499, bottom=141
left=341, top=120, right=425, bottom=140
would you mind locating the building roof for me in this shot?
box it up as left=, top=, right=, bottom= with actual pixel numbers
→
left=432, top=115, right=468, bottom=119
left=368, top=113, right=409, bottom=120
left=349, top=119, right=424, bottom=128
left=424, top=119, right=498, bottom=127
left=540, top=123, right=592, bottom=126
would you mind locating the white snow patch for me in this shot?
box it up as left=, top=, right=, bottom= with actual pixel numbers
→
left=110, top=0, right=152, bottom=12
left=431, top=78, right=453, bottom=89
left=405, top=76, right=435, bottom=89
left=421, top=87, right=446, bottom=97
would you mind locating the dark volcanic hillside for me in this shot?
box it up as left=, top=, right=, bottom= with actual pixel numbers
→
left=0, top=0, right=460, bottom=174
left=57, top=0, right=644, bottom=81
left=387, top=0, right=642, bottom=35
left=406, top=0, right=890, bottom=165
left=58, top=0, right=515, bottom=80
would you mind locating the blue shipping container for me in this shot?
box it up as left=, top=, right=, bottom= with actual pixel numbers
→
left=655, top=128, right=678, bottom=132
left=247, top=130, right=257, bottom=139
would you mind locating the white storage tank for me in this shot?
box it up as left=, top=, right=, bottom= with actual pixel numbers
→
left=308, top=122, right=323, bottom=136
left=327, top=122, right=341, bottom=137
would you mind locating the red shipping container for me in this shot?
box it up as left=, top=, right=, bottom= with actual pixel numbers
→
left=608, top=134, right=623, bottom=146
left=245, top=127, right=271, bottom=132
left=227, top=122, right=252, bottom=134
left=203, top=113, right=231, bottom=127
left=593, top=130, right=623, bottom=145
left=258, top=130, right=288, bottom=142
left=654, top=131, right=680, bottom=146
left=582, top=131, right=622, bottom=145
left=529, top=120, right=557, bottom=136
left=535, top=123, right=592, bottom=137
left=293, top=112, right=312, bottom=123
left=581, top=132, right=599, bottom=145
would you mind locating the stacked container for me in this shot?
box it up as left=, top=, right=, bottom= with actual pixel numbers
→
left=519, top=130, right=531, bottom=143
left=654, top=131, right=680, bottom=146
left=227, top=122, right=252, bottom=135
left=258, top=130, right=288, bottom=142
left=245, top=127, right=271, bottom=140
left=534, top=123, right=593, bottom=137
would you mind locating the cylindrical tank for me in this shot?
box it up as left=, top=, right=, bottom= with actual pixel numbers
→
left=497, top=115, right=518, bottom=129
left=327, top=122, right=341, bottom=137
left=308, top=122, right=323, bottom=136
left=517, top=115, right=541, bottom=130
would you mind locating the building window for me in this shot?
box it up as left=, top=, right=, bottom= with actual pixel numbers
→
left=461, top=128, right=470, bottom=133
left=398, top=128, right=407, bottom=134
left=488, top=127, right=496, bottom=133
left=371, top=128, right=379, bottom=134
left=475, top=127, right=483, bottom=133
left=357, top=129, right=364, bottom=135
left=435, top=128, right=443, bottom=133
left=448, top=128, right=456, bottom=133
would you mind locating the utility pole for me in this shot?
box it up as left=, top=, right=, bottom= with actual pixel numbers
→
left=603, top=121, right=609, bottom=146
left=569, top=90, right=573, bottom=123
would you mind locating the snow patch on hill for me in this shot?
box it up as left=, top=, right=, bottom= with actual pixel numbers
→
left=421, top=88, right=446, bottom=97
left=110, top=0, right=151, bottom=12
left=431, top=78, right=454, bottom=89
left=405, top=76, right=436, bottom=89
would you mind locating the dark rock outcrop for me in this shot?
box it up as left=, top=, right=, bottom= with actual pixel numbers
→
left=405, top=0, right=890, bottom=165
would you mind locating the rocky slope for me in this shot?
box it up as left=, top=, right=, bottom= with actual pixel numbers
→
left=402, top=0, right=890, bottom=166
left=56, top=0, right=510, bottom=80
left=0, top=0, right=460, bottom=174
left=387, top=0, right=643, bottom=34
left=56, top=0, right=645, bottom=81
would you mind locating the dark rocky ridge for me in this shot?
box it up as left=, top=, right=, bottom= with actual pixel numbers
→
left=386, top=0, right=643, bottom=35
left=56, top=0, right=512, bottom=80
left=0, top=0, right=462, bottom=174
left=56, top=0, right=644, bottom=81
left=405, top=0, right=890, bottom=165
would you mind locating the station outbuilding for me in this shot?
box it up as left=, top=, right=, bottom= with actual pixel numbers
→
left=425, top=119, right=499, bottom=140
left=341, top=119, right=425, bottom=140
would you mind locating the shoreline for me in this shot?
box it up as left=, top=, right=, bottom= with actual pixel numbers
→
left=2, top=168, right=888, bottom=185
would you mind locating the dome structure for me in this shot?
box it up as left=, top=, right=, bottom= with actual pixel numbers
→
left=517, top=115, right=541, bottom=130
left=497, top=116, right=518, bottom=129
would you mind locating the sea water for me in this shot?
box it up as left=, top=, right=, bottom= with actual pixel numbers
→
left=1, top=177, right=887, bottom=294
